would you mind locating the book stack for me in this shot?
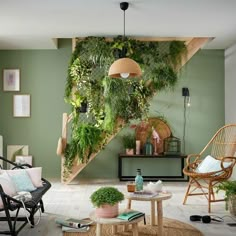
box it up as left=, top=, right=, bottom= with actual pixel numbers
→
left=117, top=211, right=145, bottom=221
left=55, top=218, right=93, bottom=233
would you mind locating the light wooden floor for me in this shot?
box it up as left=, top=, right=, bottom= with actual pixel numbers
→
left=42, top=180, right=236, bottom=236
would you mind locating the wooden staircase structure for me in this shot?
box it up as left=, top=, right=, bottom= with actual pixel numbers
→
left=60, top=37, right=211, bottom=184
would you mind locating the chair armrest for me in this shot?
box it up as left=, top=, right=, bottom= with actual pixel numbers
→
left=186, top=154, right=201, bottom=166
left=220, top=156, right=236, bottom=170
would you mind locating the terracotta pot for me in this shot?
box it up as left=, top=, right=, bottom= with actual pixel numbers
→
left=95, top=203, right=119, bottom=218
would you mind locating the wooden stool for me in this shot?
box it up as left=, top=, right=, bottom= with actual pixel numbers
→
left=89, top=209, right=143, bottom=236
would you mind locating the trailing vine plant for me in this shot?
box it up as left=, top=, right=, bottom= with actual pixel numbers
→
left=63, top=36, right=187, bottom=179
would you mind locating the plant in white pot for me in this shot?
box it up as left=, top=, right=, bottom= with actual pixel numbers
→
left=121, top=134, right=136, bottom=155
left=90, top=186, right=124, bottom=218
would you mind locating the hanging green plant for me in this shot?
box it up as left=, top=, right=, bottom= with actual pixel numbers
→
left=63, top=36, right=187, bottom=177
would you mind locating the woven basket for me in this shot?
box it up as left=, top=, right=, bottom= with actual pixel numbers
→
left=228, top=195, right=236, bottom=216
left=135, top=118, right=171, bottom=154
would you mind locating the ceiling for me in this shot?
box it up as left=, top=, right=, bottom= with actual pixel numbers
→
left=1, top=0, right=236, bottom=50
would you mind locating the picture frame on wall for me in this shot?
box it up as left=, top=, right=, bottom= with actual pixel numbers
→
left=7, top=145, right=29, bottom=169
left=13, top=94, right=31, bottom=117
left=3, top=69, right=20, bottom=91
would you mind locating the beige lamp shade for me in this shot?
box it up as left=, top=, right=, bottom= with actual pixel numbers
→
left=108, top=58, right=142, bottom=78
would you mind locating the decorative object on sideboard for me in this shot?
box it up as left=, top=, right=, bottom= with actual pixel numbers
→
left=152, top=126, right=160, bottom=155
left=135, top=140, right=141, bottom=154
left=121, top=133, right=136, bottom=155
left=164, top=134, right=181, bottom=155
left=144, top=137, right=153, bottom=155
left=135, top=117, right=171, bottom=154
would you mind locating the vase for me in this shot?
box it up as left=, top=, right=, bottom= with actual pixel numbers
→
left=144, top=138, right=153, bottom=155
left=135, top=140, right=141, bottom=154
left=95, top=203, right=119, bottom=218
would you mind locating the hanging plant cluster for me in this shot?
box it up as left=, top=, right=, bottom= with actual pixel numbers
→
left=63, top=36, right=187, bottom=177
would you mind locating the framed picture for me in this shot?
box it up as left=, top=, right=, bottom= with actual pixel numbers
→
left=15, top=155, right=33, bottom=166
left=13, top=94, right=31, bottom=117
left=7, top=145, right=29, bottom=169
left=3, top=69, right=20, bottom=91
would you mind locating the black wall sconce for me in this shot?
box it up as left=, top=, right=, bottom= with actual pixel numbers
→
left=182, top=87, right=190, bottom=155
left=182, top=87, right=191, bottom=107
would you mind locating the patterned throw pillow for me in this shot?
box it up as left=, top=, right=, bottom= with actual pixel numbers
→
left=10, top=171, right=36, bottom=192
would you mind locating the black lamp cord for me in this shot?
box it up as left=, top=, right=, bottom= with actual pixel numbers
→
left=123, top=8, right=126, bottom=38
left=183, top=96, right=187, bottom=155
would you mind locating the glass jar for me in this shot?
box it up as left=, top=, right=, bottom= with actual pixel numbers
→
left=135, top=168, right=143, bottom=192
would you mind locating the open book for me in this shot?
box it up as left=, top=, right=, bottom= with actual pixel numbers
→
left=117, top=211, right=145, bottom=221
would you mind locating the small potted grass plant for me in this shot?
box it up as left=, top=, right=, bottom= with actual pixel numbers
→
left=90, top=186, right=124, bottom=218
left=121, top=134, right=136, bottom=155
left=216, top=180, right=236, bottom=216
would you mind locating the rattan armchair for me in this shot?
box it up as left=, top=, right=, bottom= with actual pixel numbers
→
left=183, top=124, right=236, bottom=213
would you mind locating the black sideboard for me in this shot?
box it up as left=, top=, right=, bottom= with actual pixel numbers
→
left=118, top=154, right=188, bottom=182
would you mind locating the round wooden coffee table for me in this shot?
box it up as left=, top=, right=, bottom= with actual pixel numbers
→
left=89, top=209, right=144, bottom=236
left=126, top=192, right=172, bottom=236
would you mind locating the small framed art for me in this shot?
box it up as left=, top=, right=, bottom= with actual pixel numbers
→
left=3, top=69, right=20, bottom=91
left=13, top=94, right=31, bottom=117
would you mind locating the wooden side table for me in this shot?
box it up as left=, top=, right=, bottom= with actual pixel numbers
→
left=126, top=192, right=172, bottom=236
left=89, top=209, right=144, bottom=236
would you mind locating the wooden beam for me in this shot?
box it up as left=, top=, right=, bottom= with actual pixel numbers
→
left=74, top=36, right=193, bottom=43
left=176, top=37, right=211, bottom=71
left=62, top=130, right=123, bottom=184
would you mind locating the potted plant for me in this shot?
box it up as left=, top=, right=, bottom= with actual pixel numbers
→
left=90, top=186, right=124, bottom=218
left=121, top=134, right=136, bottom=155
left=216, top=180, right=236, bottom=216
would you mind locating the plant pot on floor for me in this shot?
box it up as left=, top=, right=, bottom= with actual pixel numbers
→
left=228, top=195, right=236, bottom=216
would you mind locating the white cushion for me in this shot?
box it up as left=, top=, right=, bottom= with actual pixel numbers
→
left=196, top=155, right=231, bottom=173
left=1, top=167, right=43, bottom=188
left=0, top=172, right=17, bottom=208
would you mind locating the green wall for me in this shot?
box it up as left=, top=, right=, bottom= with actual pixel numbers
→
left=0, top=39, right=71, bottom=178
left=0, top=43, right=225, bottom=180
left=78, top=49, right=225, bottom=180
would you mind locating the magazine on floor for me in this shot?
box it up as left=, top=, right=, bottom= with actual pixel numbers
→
left=61, top=225, right=90, bottom=232
left=55, top=217, right=93, bottom=229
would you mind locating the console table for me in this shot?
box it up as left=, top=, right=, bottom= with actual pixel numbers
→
left=118, top=154, right=188, bottom=182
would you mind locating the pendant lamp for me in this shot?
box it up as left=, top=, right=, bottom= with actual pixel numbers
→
left=108, top=2, right=142, bottom=78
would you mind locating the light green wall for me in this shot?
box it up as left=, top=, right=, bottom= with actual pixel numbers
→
left=0, top=44, right=225, bottom=180
left=0, top=39, right=71, bottom=178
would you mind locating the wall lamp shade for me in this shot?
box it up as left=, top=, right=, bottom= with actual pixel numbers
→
left=108, top=58, right=142, bottom=78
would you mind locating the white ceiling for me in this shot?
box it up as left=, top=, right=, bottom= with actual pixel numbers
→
left=1, top=0, right=236, bottom=50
